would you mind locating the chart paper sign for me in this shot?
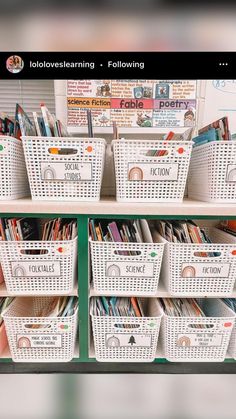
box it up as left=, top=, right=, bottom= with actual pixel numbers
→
left=67, top=80, right=197, bottom=128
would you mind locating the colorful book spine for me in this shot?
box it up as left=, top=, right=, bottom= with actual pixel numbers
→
left=130, top=297, right=142, bottom=317
left=108, top=222, right=123, bottom=242
left=40, top=103, right=52, bottom=136
left=193, top=128, right=217, bottom=147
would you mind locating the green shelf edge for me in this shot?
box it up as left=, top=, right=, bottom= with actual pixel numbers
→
left=1, top=358, right=236, bottom=364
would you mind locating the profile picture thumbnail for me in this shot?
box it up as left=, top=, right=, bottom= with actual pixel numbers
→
left=6, top=55, right=24, bottom=74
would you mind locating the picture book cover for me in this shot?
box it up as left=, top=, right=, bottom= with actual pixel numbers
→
left=15, top=103, right=36, bottom=137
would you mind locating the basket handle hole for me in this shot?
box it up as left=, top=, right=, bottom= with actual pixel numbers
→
left=193, top=252, right=221, bottom=258
left=19, top=249, right=49, bottom=255
left=114, top=250, right=141, bottom=256
left=114, top=323, right=140, bottom=329
left=48, top=147, right=77, bottom=155
left=144, top=149, right=169, bottom=157
left=24, top=324, right=52, bottom=329
left=187, top=324, right=214, bottom=329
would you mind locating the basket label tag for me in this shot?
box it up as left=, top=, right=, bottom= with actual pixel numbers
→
left=41, top=162, right=92, bottom=181
left=127, top=162, right=179, bottom=181
left=106, top=333, right=151, bottom=347
left=105, top=261, right=154, bottom=277
left=17, top=334, right=62, bottom=348
left=181, top=262, right=230, bottom=278
left=11, top=260, right=61, bottom=277
left=226, top=164, right=236, bottom=182
left=177, top=333, right=223, bottom=347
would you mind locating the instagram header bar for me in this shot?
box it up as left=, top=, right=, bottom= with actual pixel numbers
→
left=1, top=52, right=236, bottom=79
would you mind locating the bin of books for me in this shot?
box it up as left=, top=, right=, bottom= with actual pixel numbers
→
left=0, top=218, right=77, bottom=295
left=90, top=297, right=163, bottom=362
left=160, top=298, right=235, bottom=362
left=21, top=137, right=106, bottom=201
left=188, top=141, right=236, bottom=203
left=2, top=296, right=78, bottom=362
left=90, top=219, right=164, bottom=295
left=112, top=129, right=193, bottom=202
left=188, top=117, right=236, bottom=203
left=0, top=136, right=30, bottom=200
left=223, top=299, right=236, bottom=360
left=153, top=221, right=236, bottom=296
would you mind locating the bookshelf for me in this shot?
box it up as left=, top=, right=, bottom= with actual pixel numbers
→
left=1, top=202, right=236, bottom=373
left=89, top=283, right=236, bottom=299
left=2, top=197, right=236, bottom=216
left=1, top=77, right=236, bottom=372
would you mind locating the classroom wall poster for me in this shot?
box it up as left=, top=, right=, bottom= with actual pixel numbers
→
left=67, top=80, right=197, bottom=128
left=202, top=80, right=236, bottom=134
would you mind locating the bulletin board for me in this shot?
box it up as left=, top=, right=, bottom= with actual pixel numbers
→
left=67, top=80, right=197, bottom=129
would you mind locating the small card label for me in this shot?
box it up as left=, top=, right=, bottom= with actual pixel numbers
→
left=177, top=333, right=223, bottom=347
left=41, top=162, right=92, bottom=181
left=11, top=260, right=61, bottom=278
left=181, top=262, right=230, bottom=278
left=106, top=333, right=151, bottom=348
left=226, top=164, right=236, bottom=183
left=17, top=334, right=62, bottom=348
left=128, top=162, right=179, bottom=181
left=105, top=261, right=154, bottom=278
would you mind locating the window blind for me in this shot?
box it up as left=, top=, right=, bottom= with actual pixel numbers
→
left=0, top=80, right=55, bottom=118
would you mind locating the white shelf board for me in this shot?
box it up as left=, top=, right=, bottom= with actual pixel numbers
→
left=0, top=282, right=78, bottom=297
left=1, top=197, right=236, bottom=216
left=90, top=282, right=236, bottom=298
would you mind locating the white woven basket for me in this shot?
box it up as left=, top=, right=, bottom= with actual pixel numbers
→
left=90, top=241, right=164, bottom=295
left=2, top=297, right=78, bottom=362
left=159, top=228, right=236, bottom=296
left=0, top=137, right=30, bottom=200
left=21, top=137, right=106, bottom=201
left=161, top=298, right=235, bottom=362
left=0, top=238, right=77, bottom=295
left=112, top=138, right=192, bottom=202
left=91, top=299, right=162, bottom=362
left=188, top=141, right=236, bottom=203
